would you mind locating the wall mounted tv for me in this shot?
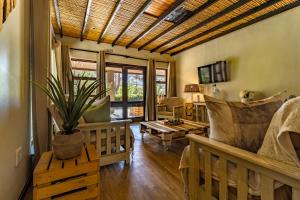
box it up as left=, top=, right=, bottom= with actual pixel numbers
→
left=197, top=61, right=228, bottom=84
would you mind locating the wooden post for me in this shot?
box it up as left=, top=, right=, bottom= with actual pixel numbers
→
left=189, top=140, right=200, bottom=200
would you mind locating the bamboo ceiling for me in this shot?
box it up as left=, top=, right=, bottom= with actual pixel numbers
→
left=50, top=0, right=300, bottom=55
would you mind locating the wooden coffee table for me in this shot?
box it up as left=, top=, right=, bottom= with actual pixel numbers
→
left=140, top=119, right=209, bottom=150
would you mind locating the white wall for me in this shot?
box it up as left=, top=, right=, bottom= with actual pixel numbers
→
left=0, top=0, right=30, bottom=199
left=60, top=36, right=173, bottom=68
left=175, top=6, right=300, bottom=101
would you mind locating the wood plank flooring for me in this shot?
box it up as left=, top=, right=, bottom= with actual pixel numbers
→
left=100, top=124, right=186, bottom=200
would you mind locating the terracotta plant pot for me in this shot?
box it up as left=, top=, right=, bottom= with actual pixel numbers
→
left=53, top=130, right=85, bottom=160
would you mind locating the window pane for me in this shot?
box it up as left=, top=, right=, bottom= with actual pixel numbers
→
left=111, top=107, right=123, bottom=119
left=128, top=69, right=144, bottom=102
left=71, top=60, right=97, bottom=71
left=128, top=106, right=144, bottom=118
left=156, top=69, right=166, bottom=82
left=157, top=83, right=166, bottom=96
left=106, top=67, right=122, bottom=102
left=72, top=69, right=97, bottom=78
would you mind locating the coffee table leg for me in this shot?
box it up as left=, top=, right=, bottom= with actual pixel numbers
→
left=161, top=133, right=172, bottom=151
left=140, top=124, right=146, bottom=142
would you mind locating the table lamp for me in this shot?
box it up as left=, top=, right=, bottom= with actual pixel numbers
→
left=184, top=84, right=201, bottom=102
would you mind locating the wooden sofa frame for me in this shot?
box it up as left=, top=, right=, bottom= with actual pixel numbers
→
left=187, top=134, right=300, bottom=200
left=77, top=119, right=132, bottom=166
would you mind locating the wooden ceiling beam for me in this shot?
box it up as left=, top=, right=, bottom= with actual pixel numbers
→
left=150, top=0, right=251, bottom=53
left=112, top=0, right=152, bottom=46
left=53, top=0, right=63, bottom=37
left=171, top=1, right=300, bottom=56
left=97, top=0, right=123, bottom=44
left=161, top=0, right=281, bottom=54
left=137, top=0, right=216, bottom=51
left=125, top=0, right=185, bottom=49
left=80, top=0, right=93, bottom=41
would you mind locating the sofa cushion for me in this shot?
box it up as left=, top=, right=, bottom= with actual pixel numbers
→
left=205, top=94, right=283, bottom=153
left=83, top=96, right=111, bottom=123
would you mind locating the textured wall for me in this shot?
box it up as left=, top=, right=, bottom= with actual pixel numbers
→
left=0, top=0, right=30, bottom=199
left=175, top=6, right=300, bottom=101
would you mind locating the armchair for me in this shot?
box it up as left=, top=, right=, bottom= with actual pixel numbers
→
left=157, top=97, right=184, bottom=119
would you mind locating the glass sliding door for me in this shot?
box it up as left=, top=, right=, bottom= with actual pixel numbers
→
left=127, top=68, right=145, bottom=120
left=106, top=66, right=123, bottom=119
left=106, top=63, right=146, bottom=121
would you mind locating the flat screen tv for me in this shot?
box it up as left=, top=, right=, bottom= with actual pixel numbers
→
left=198, top=61, right=228, bottom=84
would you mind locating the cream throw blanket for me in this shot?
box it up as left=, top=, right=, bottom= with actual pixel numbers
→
left=180, top=97, right=300, bottom=198
left=258, top=97, right=300, bottom=167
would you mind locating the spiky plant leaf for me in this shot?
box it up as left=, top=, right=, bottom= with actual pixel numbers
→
left=33, top=68, right=108, bottom=135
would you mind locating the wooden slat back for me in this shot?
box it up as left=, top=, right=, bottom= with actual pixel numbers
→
left=106, top=128, right=112, bottom=155
left=293, top=188, right=300, bottom=200
left=237, top=165, right=248, bottom=200
left=83, top=130, right=90, bottom=146
left=96, top=129, right=102, bottom=155
left=261, top=175, right=274, bottom=200
left=189, top=141, right=200, bottom=200
left=204, top=151, right=212, bottom=199
left=187, top=134, right=300, bottom=200
left=116, top=127, right=121, bottom=153
left=219, top=158, right=227, bottom=200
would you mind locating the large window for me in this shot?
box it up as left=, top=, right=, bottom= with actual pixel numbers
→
left=106, top=63, right=146, bottom=121
left=71, top=58, right=97, bottom=95
left=156, top=69, right=167, bottom=96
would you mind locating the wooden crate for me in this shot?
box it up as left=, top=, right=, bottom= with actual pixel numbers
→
left=33, top=145, right=100, bottom=200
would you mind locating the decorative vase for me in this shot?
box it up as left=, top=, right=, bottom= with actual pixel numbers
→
left=52, top=130, right=85, bottom=160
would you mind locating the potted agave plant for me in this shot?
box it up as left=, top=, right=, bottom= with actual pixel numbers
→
left=33, top=69, right=106, bottom=160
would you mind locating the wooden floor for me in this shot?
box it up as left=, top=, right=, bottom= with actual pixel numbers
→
left=100, top=124, right=186, bottom=200
left=24, top=124, right=186, bottom=200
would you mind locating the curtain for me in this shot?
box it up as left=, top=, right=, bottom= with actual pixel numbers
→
left=145, top=59, right=157, bottom=121
left=0, top=0, right=3, bottom=31
left=30, top=0, right=50, bottom=162
left=167, top=61, right=177, bottom=97
left=53, top=40, right=63, bottom=85
left=61, top=45, right=72, bottom=93
left=98, top=51, right=106, bottom=98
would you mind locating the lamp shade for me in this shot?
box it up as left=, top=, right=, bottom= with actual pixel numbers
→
left=184, top=84, right=200, bottom=93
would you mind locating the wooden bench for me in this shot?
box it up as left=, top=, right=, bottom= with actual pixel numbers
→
left=33, top=145, right=100, bottom=200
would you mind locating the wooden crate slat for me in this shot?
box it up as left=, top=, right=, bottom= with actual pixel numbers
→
left=34, top=145, right=100, bottom=200
left=34, top=152, right=53, bottom=175
left=35, top=162, right=99, bottom=186
left=77, top=146, right=88, bottom=165
left=87, top=144, right=100, bottom=162
left=63, top=158, right=76, bottom=169
left=49, top=156, right=63, bottom=170
left=54, top=186, right=98, bottom=200
left=36, top=174, right=98, bottom=199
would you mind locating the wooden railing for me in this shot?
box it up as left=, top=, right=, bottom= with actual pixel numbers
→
left=78, top=120, right=132, bottom=166
left=187, top=134, right=300, bottom=200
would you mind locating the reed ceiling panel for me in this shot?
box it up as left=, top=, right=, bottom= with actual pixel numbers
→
left=58, top=0, right=88, bottom=38
left=169, top=0, right=297, bottom=55
left=51, top=0, right=300, bottom=55
left=116, top=14, right=157, bottom=46
left=85, top=0, right=118, bottom=40
left=156, top=0, right=267, bottom=52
